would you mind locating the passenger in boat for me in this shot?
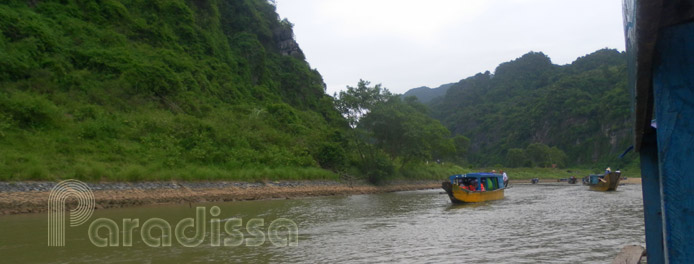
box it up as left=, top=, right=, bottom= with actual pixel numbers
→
left=598, top=167, right=609, bottom=179
left=470, top=179, right=479, bottom=191
left=479, top=180, right=486, bottom=191
left=459, top=179, right=469, bottom=190
left=459, top=179, right=471, bottom=191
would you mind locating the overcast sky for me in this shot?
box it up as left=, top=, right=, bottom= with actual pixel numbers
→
left=275, top=0, right=626, bottom=95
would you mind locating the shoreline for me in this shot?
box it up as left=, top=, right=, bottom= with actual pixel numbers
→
left=0, top=180, right=441, bottom=216
left=508, top=177, right=642, bottom=185
left=0, top=177, right=643, bottom=216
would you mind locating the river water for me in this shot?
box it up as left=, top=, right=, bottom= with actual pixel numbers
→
left=0, top=183, right=645, bottom=263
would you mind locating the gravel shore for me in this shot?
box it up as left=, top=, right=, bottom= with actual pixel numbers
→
left=0, top=180, right=440, bottom=215
left=0, top=180, right=344, bottom=193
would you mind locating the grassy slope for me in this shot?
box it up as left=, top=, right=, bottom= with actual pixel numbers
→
left=0, top=0, right=340, bottom=181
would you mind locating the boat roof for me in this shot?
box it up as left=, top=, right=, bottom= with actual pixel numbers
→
left=449, top=173, right=501, bottom=181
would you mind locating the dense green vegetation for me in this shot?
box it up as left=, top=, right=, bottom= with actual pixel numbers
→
left=0, top=0, right=461, bottom=183
left=334, top=80, right=459, bottom=183
left=419, top=49, right=635, bottom=169
left=0, top=0, right=334, bottom=181
left=0, top=0, right=636, bottom=183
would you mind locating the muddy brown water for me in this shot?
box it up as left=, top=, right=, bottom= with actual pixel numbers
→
left=0, top=184, right=645, bottom=263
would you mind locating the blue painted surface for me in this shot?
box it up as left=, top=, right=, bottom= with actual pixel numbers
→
left=588, top=174, right=602, bottom=185
left=653, top=21, right=694, bottom=263
left=639, top=132, right=664, bottom=263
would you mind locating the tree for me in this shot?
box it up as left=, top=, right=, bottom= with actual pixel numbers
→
left=506, top=148, right=528, bottom=168
left=334, top=80, right=455, bottom=182
left=333, top=79, right=391, bottom=128
left=333, top=80, right=391, bottom=163
left=360, top=96, right=454, bottom=165
left=333, top=80, right=395, bottom=184
left=548, top=146, right=568, bottom=168
left=526, top=143, right=550, bottom=167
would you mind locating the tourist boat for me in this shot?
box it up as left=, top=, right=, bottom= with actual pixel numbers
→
left=441, top=173, right=505, bottom=203
left=583, top=172, right=621, bottom=191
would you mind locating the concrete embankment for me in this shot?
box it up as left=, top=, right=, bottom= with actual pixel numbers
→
left=0, top=180, right=441, bottom=215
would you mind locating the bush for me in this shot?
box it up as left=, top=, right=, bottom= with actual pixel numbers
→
left=357, top=149, right=394, bottom=185
left=314, top=142, right=346, bottom=170
left=266, top=103, right=298, bottom=125
left=79, top=118, right=121, bottom=140
left=121, top=62, right=183, bottom=96
left=0, top=91, right=60, bottom=129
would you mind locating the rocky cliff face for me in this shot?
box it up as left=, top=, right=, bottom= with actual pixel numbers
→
left=273, top=22, right=304, bottom=59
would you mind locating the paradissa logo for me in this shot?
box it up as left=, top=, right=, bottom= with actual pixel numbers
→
left=48, top=180, right=298, bottom=248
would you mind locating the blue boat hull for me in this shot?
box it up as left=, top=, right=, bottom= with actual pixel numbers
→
left=624, top=1, right=694, bottom=262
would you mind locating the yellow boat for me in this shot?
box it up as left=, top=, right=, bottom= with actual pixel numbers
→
left=584, top=172, right=621, bottom=191
left=442, top=173, right=506, bottom=203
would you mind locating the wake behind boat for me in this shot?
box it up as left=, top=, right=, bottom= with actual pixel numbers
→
left=441, top=173, right=506, bottom=203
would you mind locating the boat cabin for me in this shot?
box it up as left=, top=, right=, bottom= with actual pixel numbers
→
left=587, top=174, right=603, bottom=185
left=448, top=173, right=505, bottom=191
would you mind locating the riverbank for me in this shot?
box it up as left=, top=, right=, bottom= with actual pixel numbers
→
left=509, top=177, right=642, bottom=185
left=495, top=167, right=642, bottom=180
left=0, top=180, right=440, bottom=215
left=0, top=176, right=645, bottom=216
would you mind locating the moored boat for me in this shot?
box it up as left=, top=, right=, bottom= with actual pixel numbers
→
left=441, top=173, right=505, bottom=203
left=584, top=172, right=621, bottom=191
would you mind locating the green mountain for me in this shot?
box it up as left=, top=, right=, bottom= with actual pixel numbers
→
left=0, top=0, right=348, bottom=181
left=425, top=49, right=633, bottom=167
left=401, top=83, right=454, bottom=104
left=1, top=0, right=627, bottom=181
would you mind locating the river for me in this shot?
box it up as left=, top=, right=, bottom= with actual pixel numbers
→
left=0, top=183, right=645, bottom=263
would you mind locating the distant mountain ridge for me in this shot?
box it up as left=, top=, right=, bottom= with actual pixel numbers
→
left=410, top=49, right=633, bottom=167
left=401, top=83, right=455, bottom=103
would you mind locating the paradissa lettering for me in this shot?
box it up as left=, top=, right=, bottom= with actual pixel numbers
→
left=88, top=206, right=298, bottom=247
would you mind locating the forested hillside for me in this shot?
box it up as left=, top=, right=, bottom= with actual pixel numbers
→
left=0, top=0, right=349, bottom=181
left=1, top=0, right=629, bottom=182
left=424, top=49, right=633, bottom=168
left=0, top=0, right=461, bottom=182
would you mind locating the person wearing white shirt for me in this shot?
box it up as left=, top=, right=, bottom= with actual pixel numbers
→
left=502, top=171, right=509, bottom=187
